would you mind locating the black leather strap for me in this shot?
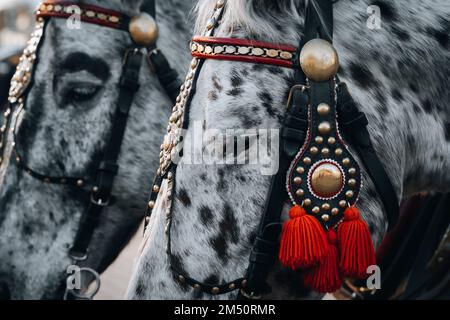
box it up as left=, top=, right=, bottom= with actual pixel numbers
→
left=336, top=83, right=400, bottom=229
left=70, top=48, right=143, bottom=257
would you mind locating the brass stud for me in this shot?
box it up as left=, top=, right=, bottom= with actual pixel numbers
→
left=318, top=121, right=331, bottom=134
left=328, top=137, right=336, bottom=145
left=342, top=158, right=351, bottom=166
left=335, top=148, right=343, bottom=156
left=178, top=275, right=185, bottom=283
left=109, top=16, right=120, bottom=23
left=299, top=38, right=339, bottom=81
left=193, top=284, right=201, bottom=290
left=303, top=157, right=312, bottom=165
left=321, top=148, right=330, bottom=156
left=348, top=168, right=357, bottom=176
left=312, top=206, right=320, bottom=214
left=294, top=177, right=302, bottom=185
left=348, top=179, right=356, bottom=187
left=346, top=190, right=354, bottom=199
left=310, top=147, right=319, bottom=155
left=76, top=179, right=84, bottom=187
left=129, top=13, right=159, bottom=46
left=144, top=216, right=151, bottom=224
left=296, top=189, right=305, bottom=197
left=229, top=283, right=236, bottom=290
left=315, top=136, right=324, bottom=144
left=153, top=185, right=160, bottom=193
left=148, top=201, right=155, bottom=209
left=317, top=103, right=330, bottom=116
left=92, top=186, right=99, bottom=193
left=322, top=203, right=331, bottom=211
left=304, top=198, right=312, bottom=207
left=211, top=287, right=220, bottom=295
left=331, top=208, right=339, bottom=215
left=216, top=0, right=225, bottom=9
left=296, top=167, right=305, bottom=174
left=321, top=214, right=330, bottom=222
left=339, top=200, right=347, bottom=208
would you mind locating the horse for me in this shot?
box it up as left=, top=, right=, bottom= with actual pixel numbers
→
left=127, top=0, right=450, bottom=299
left=0, top=0, right=194, bottom=299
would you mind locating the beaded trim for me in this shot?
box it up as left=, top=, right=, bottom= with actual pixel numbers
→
left=37, top=2, right=127, bottom=30
left=191, top=36, right=297, bottom=68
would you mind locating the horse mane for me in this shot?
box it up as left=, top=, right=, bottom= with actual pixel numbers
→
left=195, top=0, right=305, bottom=42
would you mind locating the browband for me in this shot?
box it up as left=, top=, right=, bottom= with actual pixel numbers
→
left=37, top=1, right=131, bottom=30
left=191, top=36, right=297, bottom=68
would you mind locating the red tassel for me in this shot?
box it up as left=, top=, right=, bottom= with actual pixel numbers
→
left=337, top=206, right=376, bottom=279
left=279, top=205, right=328, bottom=270
left=303, top=229, right=343, bottom=293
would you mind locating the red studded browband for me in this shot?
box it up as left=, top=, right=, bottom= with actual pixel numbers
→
left=191, top=36, right=297, bottom=68
left=36, top=1, right=130, bottom=30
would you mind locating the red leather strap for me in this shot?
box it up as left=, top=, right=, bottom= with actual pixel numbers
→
left=37, top=1, right=128, bottom=30
left=191, top=36, right=297, bottom=69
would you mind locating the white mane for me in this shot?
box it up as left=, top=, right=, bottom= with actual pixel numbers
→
left=195, top=0, right=304, bottom=43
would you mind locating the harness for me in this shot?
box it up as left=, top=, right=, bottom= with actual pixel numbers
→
left=144, top=0, right=400, bottom=298
left=2, top=0, right=181, bottom=300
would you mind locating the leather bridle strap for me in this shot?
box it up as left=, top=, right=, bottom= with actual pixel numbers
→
left=69, top=48, right=143, bottom=258
left=146, top=0, right=182, bottom=103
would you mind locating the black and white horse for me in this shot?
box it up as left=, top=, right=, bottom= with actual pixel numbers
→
left=128, top=0, right=450, bottom=299
left=0, top=0, right=194, bottom=299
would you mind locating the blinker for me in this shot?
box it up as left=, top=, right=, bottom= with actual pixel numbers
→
left=129, top=13, right=159, bottom=46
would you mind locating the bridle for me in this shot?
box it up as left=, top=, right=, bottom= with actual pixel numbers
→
left=2, top=0, right=181, bottom=300
left=144, top=0, right=400, bottom=299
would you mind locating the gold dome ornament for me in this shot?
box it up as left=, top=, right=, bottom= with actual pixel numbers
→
left=129, top=13, right=159, bottom=46
left=310, top=162, right=344, bottom=198
left=299, top=39, right=339, bottom=81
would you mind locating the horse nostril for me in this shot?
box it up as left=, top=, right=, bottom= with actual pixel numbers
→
left=0, top=282, right=11, bottom=300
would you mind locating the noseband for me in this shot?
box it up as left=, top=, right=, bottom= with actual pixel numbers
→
left=144, top=0, right=400, bottom=299
left=2, top=0, right=180, bottom=300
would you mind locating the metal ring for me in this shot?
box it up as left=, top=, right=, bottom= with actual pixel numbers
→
left=64, top=267, right=101, bottom=300
left=90, top=193, right=110, bottom=207
left=286, top=84, right=309, bottom=110
left=68, top=247, right=88, bottom=261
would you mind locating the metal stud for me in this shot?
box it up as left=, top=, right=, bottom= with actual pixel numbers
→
left=348, top=168, right=356, bottom=176
left=331, top=208, right=339, bottom=215
left=304, top=198, right=312, bottom=207
left=328, top=137, right=336, bottom=145
left=296, top=167, right=305, bottom=174
left=193, top=284, right=201, bottom=290
left=148, top=200, right=155, bottom=209
left=303, top=157, right=312, bottom=165
left=315, top=136, right=324, bottom=144
left=229, top=283, right=236, bottom=290
left=76, top=179, right=84, bottom=187
left=322, top=203, right=331, bottom=211
left=178, top=275, right=186, bottom=283
left=321, top=148, right=330, bottom=156
left=335, top=148, right=343, bottom=156
left=211, top=287, right=220, bottom=295
left=312, top=206, right=320, bottom=214
left=317, top=103, right=330, bottom=116
left=346, top=190, right=354, bottom=199
left=296, top=189, right=304, bottom=197
left=348, top=179, right=356, bottom=187
left=321, top=214, right=330, bottom=222
left=153, top=185, right=160, bottom=193
left=318, top=122, right=331, bottom=134
left=294, top=177, right=302, bottom=185
left=310, top=147, right=319, bottom=155
left=342, top=158, right=351, bottom=166
left=339, top=200, right=347, bottom=208
left=92, top=186, right=99, bottom=193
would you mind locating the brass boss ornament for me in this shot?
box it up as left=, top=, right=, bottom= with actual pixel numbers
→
left=129, top=13, right=158, bottom=46
left=299, top=38, right=339, bottom=81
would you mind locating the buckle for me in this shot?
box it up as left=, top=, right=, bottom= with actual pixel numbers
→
left=90, top=193, right=110, bottom=207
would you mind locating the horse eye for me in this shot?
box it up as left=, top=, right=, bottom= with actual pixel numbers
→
left=65, top=84, right=100, bottom=103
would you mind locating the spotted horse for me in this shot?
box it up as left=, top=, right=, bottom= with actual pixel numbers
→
left=128, top=0, right=450, bottom=299
left=0, top=0, right=195, bottom=299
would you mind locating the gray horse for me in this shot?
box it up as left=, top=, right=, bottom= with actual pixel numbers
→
left=128, top=0, right=450, bottom=299
left=0, top=0, right=193, bottom=299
